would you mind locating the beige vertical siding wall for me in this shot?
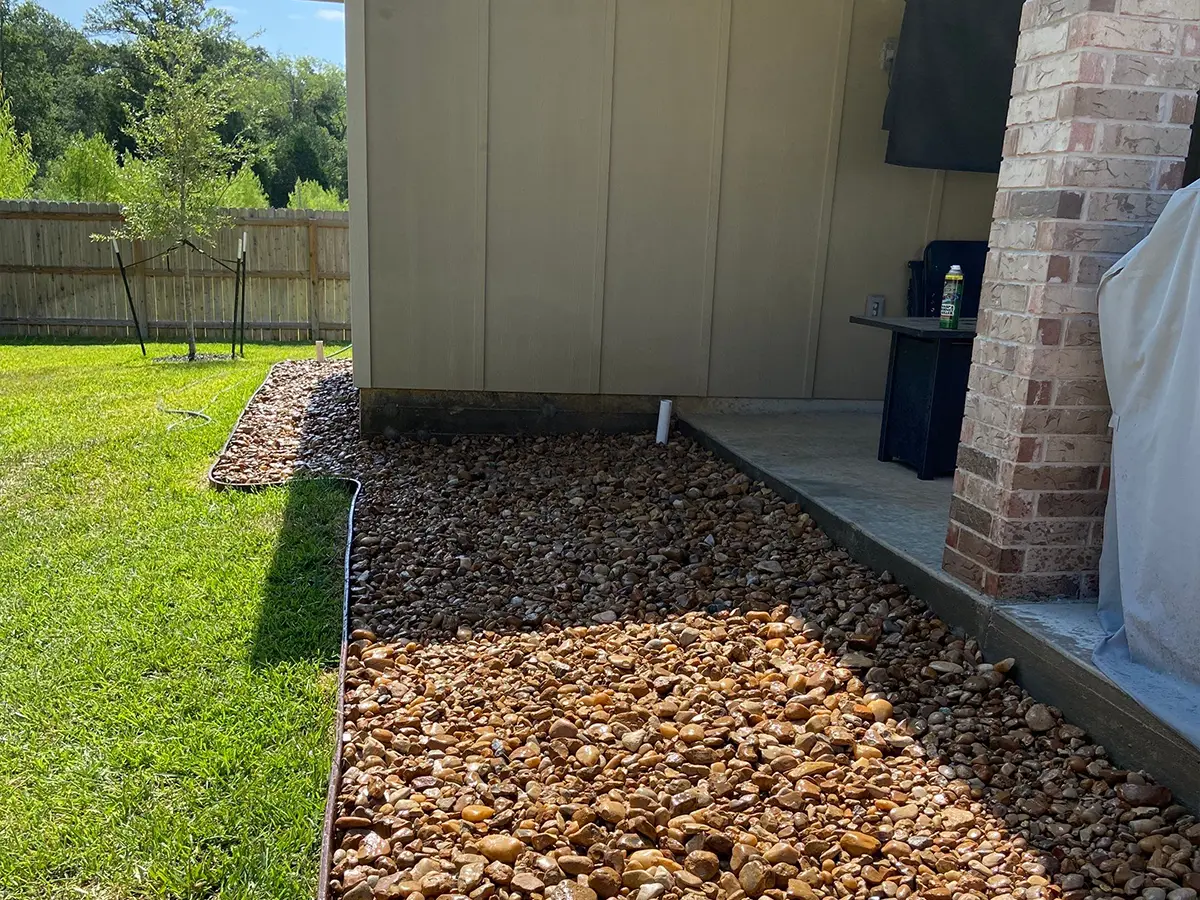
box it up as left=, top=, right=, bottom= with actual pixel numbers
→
left=358, top=0, right=998, bottom=400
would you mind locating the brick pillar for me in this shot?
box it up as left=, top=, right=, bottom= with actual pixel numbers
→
left=945, top=0, right=1200, bottom=599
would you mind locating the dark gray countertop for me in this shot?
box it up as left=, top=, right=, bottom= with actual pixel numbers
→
left=849, top=315, right=978, bottom=339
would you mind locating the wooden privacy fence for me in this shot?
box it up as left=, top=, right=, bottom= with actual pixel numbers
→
left=0, top=200, right=351, bottom=343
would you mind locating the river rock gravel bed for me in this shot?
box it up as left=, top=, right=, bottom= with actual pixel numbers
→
left=215, top=361, right=1200, bottom=900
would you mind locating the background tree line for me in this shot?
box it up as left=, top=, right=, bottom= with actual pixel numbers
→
left=0, top=0, right=348, bottom=209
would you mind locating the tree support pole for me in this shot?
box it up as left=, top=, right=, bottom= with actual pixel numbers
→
left=112, top=239, right=147, bottom=357
left=231, top=236, right=242, bottom=359
left=239, top=232, right=248, bottom=357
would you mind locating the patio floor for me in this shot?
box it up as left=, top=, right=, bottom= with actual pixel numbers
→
left=679, top=408, right=951, bottom=572
left=679, top=406, right=1200, bottom=808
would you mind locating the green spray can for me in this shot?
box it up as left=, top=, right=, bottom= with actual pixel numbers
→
left=940, top=264, right=964, bottom=329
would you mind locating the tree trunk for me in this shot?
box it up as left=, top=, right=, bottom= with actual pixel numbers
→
left=183, top=242, right=197, bottom=361
left=180, top=172, right=196, bottom=361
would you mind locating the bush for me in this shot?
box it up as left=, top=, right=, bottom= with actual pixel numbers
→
left=223, top=165, right=269, bottom=209
left=287, top=177, right=346, bottom=211
left=39, top=133, right=120, bottom=202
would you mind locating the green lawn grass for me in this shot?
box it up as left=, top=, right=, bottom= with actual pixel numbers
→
left=0, top=340, right=351, bottom=900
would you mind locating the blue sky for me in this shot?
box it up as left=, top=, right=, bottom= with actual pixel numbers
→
left=43, top=0, right=347, bottom=65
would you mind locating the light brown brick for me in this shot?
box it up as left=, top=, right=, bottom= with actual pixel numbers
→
left=957, top=469, right=1005, bottom=512
left=1111, top=53, right=1200, bottom=88
left=1076, top=254, right=1123, bottom=285
left=1183, top=23, right=1200, bottom=55
left=1029, top=0, right=1118, bottom=28
left=943, top=545, right=988, bottom=591
left=986, top=310, right=1040, bottom=343
left=1117, top=0, right=1200, bottom=17
left=981, top=282, right=1034, bottom=313
left=1018, top=20, right=1071, bottom=61
left=1018, top=406, right=1112, bottom=435
left=1063, top=315, right=1101, bottom=345
left=950, top=496, right=997, bottom=538
left=1060, top=86, right=1164, bottom=121
left=1026, top=50, right=1109, bottom=92
left=964, top=388, right=1018, bottom=430
left=1014, top=120, right=1097, bottom=155
left=993, top=250, right=1069, bottom=283
left=1060, top=156, right=1157, bottom=189
left=1018, top=436, right=1045, bottom=462
left=1036, top=490, right=1110, bottom=517
left=1171, top=92, right=1198, bottom=123
left=1156, top=158, right=1186, bottom=190
left=1025, top=546, right=1104, bottom=571
left=956, top=444, right=1001, bottom=482
left=1008, top=463, right=1104, bottom=490
left=1001, top=490, right=1037, bottom=520
left=1055, top=377, right=1110, bottom=406
left=999, top=157, right=1054, bottom=189
left=1036, top=220, right=1150, bottom=253
left=971, top=338, right=1020, bottom=372
left=1007, top=189, right=1086, bottom=220
left=994, top=516, right=1094, bottom=546
left=1098, top=123, right=1192, bottom=155
left=1043, top=433, right=1112, bottom=463
left=1017, top=344, right=1105, bottom=378
left=1038, top=317, right=1064, bottom=345
left=1008, top=90, right=1063, bottom=125
left=1086, top=190, right=1173, bottom=222
left=1029, top=283, right=1101, bottom=315
left=990, top=218, right=1040, bottom=251
left=1069, top=13, right=1180, bottom=54
left=983, top=571, right=1083, bottom=599
left=956, top=526, right=1027, bottom=573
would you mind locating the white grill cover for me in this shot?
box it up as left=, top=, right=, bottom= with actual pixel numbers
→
left=1095, top=181, right=1200, bottom=745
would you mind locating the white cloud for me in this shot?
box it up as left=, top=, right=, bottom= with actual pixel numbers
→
left=315, top=8, right=345, bottom=21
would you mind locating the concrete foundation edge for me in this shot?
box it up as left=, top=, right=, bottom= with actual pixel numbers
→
left=361, top=388, right=659, bottom=437
left=676, top=416, right=1200, bottom=811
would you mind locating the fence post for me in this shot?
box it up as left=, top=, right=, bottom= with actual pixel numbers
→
left=307, top=217, right=321, bottom=341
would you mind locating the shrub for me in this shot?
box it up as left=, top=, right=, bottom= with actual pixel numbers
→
left=287, top=177, right=346, bottom=211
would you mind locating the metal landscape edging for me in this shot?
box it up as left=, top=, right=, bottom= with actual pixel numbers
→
left=207, top=360, right=360, bottom=900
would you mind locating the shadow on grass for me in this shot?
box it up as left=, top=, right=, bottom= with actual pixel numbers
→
left=250, top=477, right=352, bottom=669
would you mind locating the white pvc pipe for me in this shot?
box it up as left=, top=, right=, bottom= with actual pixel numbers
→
left=316, top=340, right=325, bottom=362
left=656, top=399, right=673, bottom=445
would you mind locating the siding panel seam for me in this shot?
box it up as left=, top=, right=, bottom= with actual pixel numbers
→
left=698, top=0, right=733, bottom=399
left=801, top=0, right=854, bottom=400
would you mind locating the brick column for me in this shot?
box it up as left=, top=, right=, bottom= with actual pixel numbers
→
left=945, top=0, right=1200, bottom=599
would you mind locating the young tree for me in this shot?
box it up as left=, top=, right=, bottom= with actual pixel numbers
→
left=106, top=24, right=260, bottom=360
left=84, top=0, right=258, bottom=161
left=39, top=133, right=121, bottom=202
left=223, top=165, right=268, bottom=209
left=287, top=177, right=346, bottom=211
left=0, top=81, right=35, bottom=198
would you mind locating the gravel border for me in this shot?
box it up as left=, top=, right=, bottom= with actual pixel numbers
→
left=212, top=362, right=1200, bottom=900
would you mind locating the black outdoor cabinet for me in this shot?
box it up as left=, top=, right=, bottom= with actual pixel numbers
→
left=851, top=316, right=977, bottom=480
